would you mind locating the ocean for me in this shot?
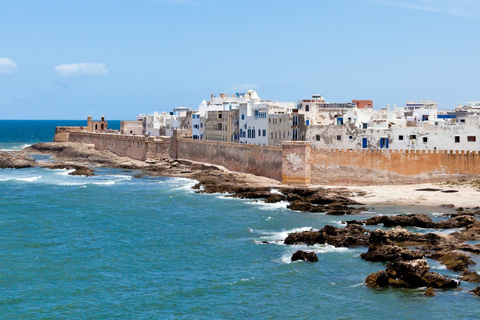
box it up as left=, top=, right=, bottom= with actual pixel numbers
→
left=0, top=120, right=479, bottom=319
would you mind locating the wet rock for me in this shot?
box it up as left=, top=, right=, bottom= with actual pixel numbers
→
left=363, top=213, right=435, bottom=228
left=429, top=250, right=475, bottom=272
left=365, top=270, right=389, bottom=288
left=46, top=164, right=95, bottom=176
left=361, top=245, right=424, bottom=262
left=287, top=200, right=324, bottom=213
left=264, top=193, right=286, bottom=203
left=284, top=224, right=370, bottom=247
left=461, top=271, right=480, bottom=283
left=470, top=287, right=480, bottom=297
left=385, top=258, right=459, bottom=289
left=0, top=152, right=35, bottom=169
left=421, top=272, right=460, bottom=289
left=453, top=221, right=480, bottom=241
left=291, top=250, right=318, bottom=262
left=440, top=204, right=455, bottom=208
left=368, top=227, right=426, bottom=246
left=436, top=215, right=477, bottom=229
left=424, top=287, right=436, bottom=297
left=460, top=243, right=480, bottom=254
left=385, top=258, right=430, bottom=288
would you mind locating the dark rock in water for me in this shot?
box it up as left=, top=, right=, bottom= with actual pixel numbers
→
left=291, top=250, right=318, bottom=262
left=385, top=258, right=430, bottom=288
left=363, top=213, right=435, bottom=228
left=361, top=245, right=424, bottom=262
left=368, top=227, right=426, bottom=246
left=264, top=193, right=286, bottom=203
left=287, top=200, right=324, bottom=213
left=461, top=271, right=480, bottom=283
left=435, top=215, right=477, bottom=229
left=454, top=221, right=480, bottom=241
left=367, top=258, right=460, bottom=289
left=46, top=164, right=95, bottom=176
left=470, top=287, right=480, bottom=297
left=429, top=250, right=475, bottom=272
left=456, top=207, right=465, bottom=212
left=284, top=224, right=370, bottom=247
left=0, top=152, right=35, bottom=169
left=365, top=270, right=389, bottom=288
left=461, top=243, right=480, bottom=254
left=385, top=258, right=459, bottom=289
left=362, top=213, right=476, bottom=229
left=440, top=204, right=455, bottom=208
left=422, top=272, right=460, bottom=289
left=424, top=287, right=436, bottom=297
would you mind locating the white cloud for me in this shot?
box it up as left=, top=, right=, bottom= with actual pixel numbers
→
left=54, top=63, right=109, bottom=78
left=0, top=58, right=18, bottom=74
left=360, top=0, right=480, bottom=18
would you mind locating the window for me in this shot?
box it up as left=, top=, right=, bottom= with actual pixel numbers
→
left=219, top=113, right=222, bottom=119
left=271, top=132, right=273, bottom=139
left=263, top=129, right=266, bottom=137
left=349, top=136, right=353, bottom=140
left=305, top=105, right=310, bottom=112
left=410, top=135, right=417, bottom=141
left=455, top=136, right=460, bottom=143
left=292, top=129, right=298, bottom=140
left=258, top=129, right=261, bottom=137
left=423, top=137, right=428, bottom=143
left=293, top=115, right=298, bottom=126
left=316, top=135, right=320, bottom=141
left=399, top=135, right=404, bottom=141
left=306, top=120, right=310, bottom=126
left=468, top=136, right=476, bottom=142
left=362, top=123, right=368, bottom=129
left=435, top=122, right=438, bottom=126
left=337, top=135, right=341, bottom=141
left=460, top=119, right=466, bottom=124
left=241, top=114, right=244, bottom=120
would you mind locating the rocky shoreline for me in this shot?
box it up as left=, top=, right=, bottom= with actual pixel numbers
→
left=3, top=142, right=480, bottom=297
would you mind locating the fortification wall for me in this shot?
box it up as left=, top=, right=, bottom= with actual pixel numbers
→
left=54, top=127, right=87, bottom=142
left=176, top=139, right=283, bottom=181
left=311, top=148, right=480, bottom=185
left=69, top=132, right=170, bottom=161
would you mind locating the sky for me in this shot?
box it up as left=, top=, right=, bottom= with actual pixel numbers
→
left=1, top=0, right=480, bottom=120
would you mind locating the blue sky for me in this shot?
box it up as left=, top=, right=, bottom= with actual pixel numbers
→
left=1, top=0, right=480, bottom=119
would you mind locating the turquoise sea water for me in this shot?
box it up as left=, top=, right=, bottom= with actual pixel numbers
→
left=1, top=121, right=480, bottom=319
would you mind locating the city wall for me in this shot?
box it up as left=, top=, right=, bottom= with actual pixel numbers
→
left=310, top=148, right=480, bottom=185
left=59, top=130, right=480, bottom=185
left=175, top=138, right=283, bottom=181
left=68, top=132, right=171, bottom=161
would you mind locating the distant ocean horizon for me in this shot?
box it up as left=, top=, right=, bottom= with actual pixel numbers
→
left=1, top=120, right=480, bottom=318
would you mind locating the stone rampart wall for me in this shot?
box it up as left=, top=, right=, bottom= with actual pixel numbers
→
left=69, top=132, right=170, bottom=161
left=63, top=130, right=480, bottom=185
left=311, top=148, right=480, bottom=185
left=176, top=138, right=283, bottom=181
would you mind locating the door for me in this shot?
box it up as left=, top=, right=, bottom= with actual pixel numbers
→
left=362, top=138, right=367, bottom=148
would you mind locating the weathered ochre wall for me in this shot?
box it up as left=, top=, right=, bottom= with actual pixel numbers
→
left=282, top=141, right=311, bottom=185
left=54, top=127, right=88, bottom=142
left=69, top=132, right=171, bottom=161
left=176, top=138, right=283, bottom=181
left=311, top=148, right=480, bottom=185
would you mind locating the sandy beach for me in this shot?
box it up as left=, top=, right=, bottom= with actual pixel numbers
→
left=331, top=183, right=480, bottom=208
